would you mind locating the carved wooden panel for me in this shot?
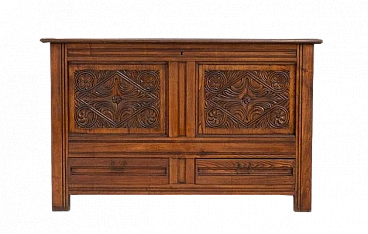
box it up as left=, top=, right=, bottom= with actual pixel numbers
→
left=69, top=64, right=167, bottom=134
left=198, top=64, right=295, bottom=135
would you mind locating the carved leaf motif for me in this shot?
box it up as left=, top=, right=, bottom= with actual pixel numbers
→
left=204, top=70, right=290, bottom=129
left=74, top=69, right=160, bottom=129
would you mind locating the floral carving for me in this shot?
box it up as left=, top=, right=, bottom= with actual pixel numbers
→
left=75, top=71, right=94, bottom=90
left=74, top=69, right=161, bottom=129
left=204, top=70, right=290, bottom=129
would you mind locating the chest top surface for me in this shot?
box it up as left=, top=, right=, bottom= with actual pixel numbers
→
left=40, top=38, right=323, bottom=44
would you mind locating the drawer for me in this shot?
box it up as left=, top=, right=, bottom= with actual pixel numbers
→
left=69, top=158, right=168, bottom=185
left=195, top=159, right=294, bottom=185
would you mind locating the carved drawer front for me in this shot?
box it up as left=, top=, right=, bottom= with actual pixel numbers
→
left=196, top=159, right=295, bottom=185
left=69, top=64, right=167, bottom=135
left=69, top=158, right=169, bottom=185
left=198, top=64, right=295, bottom=135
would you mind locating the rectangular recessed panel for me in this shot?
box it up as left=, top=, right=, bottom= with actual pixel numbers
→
left=69, top=158, right=169, bottom=185
left=196, top=159, right=295, bottom=185
left=70, top=167, right=166, bottom=176
left=69, top=64, right=167, bottom=135
left=198, top=64, right=295, bottom=135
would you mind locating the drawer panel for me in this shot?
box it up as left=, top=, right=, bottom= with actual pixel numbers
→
left=196, top=159, right=294, bottom=185
left=69, top=158, right=169, bottom=185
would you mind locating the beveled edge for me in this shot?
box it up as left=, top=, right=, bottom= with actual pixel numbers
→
left=40, top=38, right=323, bottom=44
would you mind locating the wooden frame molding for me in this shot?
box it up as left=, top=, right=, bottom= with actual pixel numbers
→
left=294, top=44, right=314, bottom=212
left=50, top=43, right=70, bottom=211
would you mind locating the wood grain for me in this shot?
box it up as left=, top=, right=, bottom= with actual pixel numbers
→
left=65, top=43, right=299, bottom=63
left=196, top=159, right=294, bottom=185
left=169, top=62, right=179, bottom=137
left=186, top=61, right=196, bottom=137
left=178, top=158, right=186, bottom=183
left=169, top=158, right=178, bottom=184
left=68, top=183, right=295, bottom=195
left=185, top=158, right=195, bottom=184
left=40, top=38, right=323, bottom=44
left=70, top=187, right=294, bottom=195
left=178, top=62, right=187, bottom=136
left=69, top=141, right=295, bottom=154
left=69, top=158, right=169, bottom=185
left=294, top=45, right=314, bottom=212
left=51, top=44, right=69, bottom=211
left=67, top=50, right=297, bottom=59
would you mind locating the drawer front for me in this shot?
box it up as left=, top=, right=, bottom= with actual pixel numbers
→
left=69, top=158, right=169, bottom=185
left=196, top=159, right=294, bottom=185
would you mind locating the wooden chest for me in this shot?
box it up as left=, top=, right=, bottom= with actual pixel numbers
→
left=41, top=38, right=322, bottom=211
